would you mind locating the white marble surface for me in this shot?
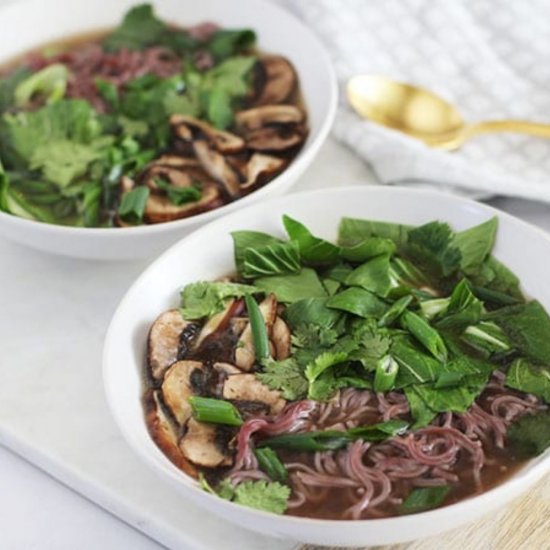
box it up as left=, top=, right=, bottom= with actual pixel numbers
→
left=2, top=137, right=550, bottom=550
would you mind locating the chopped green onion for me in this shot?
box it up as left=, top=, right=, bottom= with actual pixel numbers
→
left=117, top=186, right=149, bottom=224
left=244, top=294, right=270, bottom=361
left=400, top=310, right=448, bottom=362
left=259, top=420, right=408, bottom=452
left=378, top=295, right=413, bottom=327
left=374, top=355, right=399, bottom=392
left=188, top=396, right=243, bottom=426
left=254, top=447, right=288, bottom=482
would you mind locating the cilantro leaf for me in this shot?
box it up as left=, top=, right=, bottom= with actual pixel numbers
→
left=180, top=281, right=256, bottom=320
left=103, top=4, right=167, bottom=52
left=154, top=179, right=202, bottom=206
left=232, top=481, right=290, bottom=514
left=257, top=358, right=308, bottom=400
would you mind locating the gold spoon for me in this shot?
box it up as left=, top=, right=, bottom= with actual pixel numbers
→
left=347, top=74, right=550, bottom=151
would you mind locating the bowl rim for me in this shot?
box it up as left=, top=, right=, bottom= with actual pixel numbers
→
left=103, top=185, right=550, bottom=529
left=0, top=0, right=338, bottom=236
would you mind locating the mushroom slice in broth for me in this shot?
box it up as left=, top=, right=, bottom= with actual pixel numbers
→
left=144, top=390, right=196, bottom=476
left=223, top=373, right=286, bottom=415
left=241, top=153, right=287, bottom=191
left=179, top=418, right=233, bottom=468
left=148, top=310, right=191, bottom=381
left=254, top=55, right=297, bottom=106
left=144, top=182, right=221, bottom=223
left=272, top=317, right=291, bottom=360
left=161, top=360, right=204, bottom=425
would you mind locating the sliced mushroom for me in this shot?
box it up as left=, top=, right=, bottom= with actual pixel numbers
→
left=235, top=294, right=278, bottom=371
left=161, top=360, right=204, bottom=425
left=241, top=153, right=287, bottom=190
left=254, top=56, right=297, bottom=106
left=193, top=299, right=237, bottom=350
left=144, top=390, right=196, bottom=476
left=246, top=126, right=305, bottom=152
left=179, top=418, right=233, bottom=468
left=235, top=105, right=304, bottom=132
left=223, top=373, right=285, bottom=415
left=144, top=182, right=221, bottom=223
left=271, top=317, right=291, bottom=360
left=153, top=155, right=202, bottom=169
left=170, top=114, right=245, bottom=154
left=148, top=310, right=191, bottom=381
left=193, top=141, right=241, bottom=199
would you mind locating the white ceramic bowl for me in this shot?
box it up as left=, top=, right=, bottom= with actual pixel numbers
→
left=0, top=0, right=336, bottom=260
left=103, top=187, right=550, bottom=546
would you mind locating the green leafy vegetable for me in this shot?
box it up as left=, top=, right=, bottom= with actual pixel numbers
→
left=399, top=486, right=450, bottom=515
left=284, top=298, right=342, bottom=331
left=305, top=351, right=348, bottom=388
left=404, top=387, right=437, bottom=428
left=400, top=310, right=448, bottom=362
left=254, top=268, right=327, bottom=304
left=180, top=281, right=256, bottom=319
left=505, top=359, right=550, bottom=403
left=454, top=217, right=498, bottom=274
left=340, top=237, right=396, bottom=262
left=378, top=295, right=413, bottom=327
left=254, top=448, right=288, bottom=482
left=189, top=396, right=243, bottom=426
left=434, top=279, right=483, bottom=330
left=14, top=63, right=68, bottom=107
left=345, top=254, right=394, bottom=297
left=245, top=294, right=270, bottom=361
left=117, top=186, right=149, bottom=224
left=207, top=29, right=256, bottom=61
left=338, top=217, right=410, bottom=248
left=257, top=358, right=308, bottom=400
left=0, top=99, right=103, bottom=170
left=461, top=321, right=512, bottom=357
left=103, top=4, right=168, bottom=51
left=406, top=221, right=461, bottom=278
left=470, top=256, right=522, bottom=299
left=392, top=337, right=441, bottom=387
left=326, top=287, right=387, bottom=318
left=0, top=67, right=32, bottom=112
left=487, top=301, right=550, bottom=364
left=232, top=230, right=284, bottom=276
left=507, top=410, right=550, bottom=458
left=283, top=214, right=340, bottom=265
left=242, top=241, right=301, bottom=278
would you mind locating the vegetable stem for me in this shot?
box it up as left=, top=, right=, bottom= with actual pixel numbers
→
left=188, top=396, right=243, bottom=426
left=245, top=294, right=270, bottom=361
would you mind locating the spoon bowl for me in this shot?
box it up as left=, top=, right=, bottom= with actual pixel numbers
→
left=347, top=74, right=550, bottom=150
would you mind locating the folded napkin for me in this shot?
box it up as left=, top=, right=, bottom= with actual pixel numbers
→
left=282, top=0, right=550, bottom=202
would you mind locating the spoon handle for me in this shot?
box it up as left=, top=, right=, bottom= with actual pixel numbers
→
left=468, top=120, right=550, bottom=140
